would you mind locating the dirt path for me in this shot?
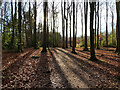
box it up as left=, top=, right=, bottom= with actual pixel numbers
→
left=2, top=48, right=120, bottom=89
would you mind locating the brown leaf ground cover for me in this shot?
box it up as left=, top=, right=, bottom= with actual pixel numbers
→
left=1, top=47, right=120, bottom=89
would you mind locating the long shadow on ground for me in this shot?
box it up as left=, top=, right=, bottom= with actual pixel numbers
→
left=56, top=48, right=120, bottom=88
left=49, top=49, right=72, bottom=88
left=2, top=50, right=36, bottom=87
left=36, top=52, right=52, bottom=88
left=74, top=49, right=120, bottom=74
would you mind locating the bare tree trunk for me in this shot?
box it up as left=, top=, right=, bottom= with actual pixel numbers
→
left=53, top=2, right=55, bottom=47
left=69, top=13, right=72, bottom=47
left=66, top=5, right=68, bottom=48
left=75, top=3, right=78, bottom=47
left=61, top=1, right=65, bottom=48
left=34, top=0, right=37, bottom=49
left=41, top=1, right=47, bottom=52
left=23, top=9, right=28, bottom=48
left=100, top=9, right=102, bottom=46
left=106, top=1, right=108, bottom=47
left=81, top=6, right=84, bottom=46
left=84, top=1, right=88, bottom=51
left=2, top=3, right=7, bottom=47
left=1, top=8, right=3, bottom=35
left=15, top=2, right=17, bottom=37
left=97, top=1, right=100, bottom=49
left=46, top=1, right=49, bottom=48
left=10, top=0, right=15, bottom=49
left=72, top=1, right=76, bottom=54
left=90, top=2, right=97, bottom=60
left=95, top=2, right=96, bottom=48
left=29, top=2, right=32, bottom=47
left=115, top=1, right=120, bottom=54
left=18, top=2, right=22, bottom=52
left=112, top=12, right=114, bottom=46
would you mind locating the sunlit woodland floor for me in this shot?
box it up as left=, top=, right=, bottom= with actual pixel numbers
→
left=1, top=47, right=120, bottom=88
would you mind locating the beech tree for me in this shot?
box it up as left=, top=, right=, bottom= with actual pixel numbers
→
left=18, top=2, right=22, bottom=52
left=84, top=0, right=88, bottom=51
left=89, top=2, right=97, bottom=60
left=10, top=0, right=15, bottom=49
left=94, top=2, right=96, bottom=47
left=68, top=2, right=72, bottom=47
left=72, top=0, right=76, bottom=54
left=34, top=0, right=37, bottom=49
left=109, top=2, right=115, bottom=46
left=106, top=0, right=108, bottom=47
left=41, top=1, right=47, bottom=52
left=116, top=1, right=120, bottom=54
left=61, top=1, right=65, bottom=48
left=65, top=2, right=68, bottom=48
left=97, top=1, right=100, bottom=49
left=79, top=2, right=84, bottom=45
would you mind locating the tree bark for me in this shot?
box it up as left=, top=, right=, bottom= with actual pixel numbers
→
left=100, top=9, right=102, bottom=46
left=69, top=12, right=72, bottom=47
left=97, top=1, right=100, bottom=49
left=34, top=0, right=37, bottom=49
left=29, top=2, right=32, bottom=47
left=72, top=1, right=76, bottom=54
left=10, top=0, right=15, bottom=49
left=2, top=3, right=7, bottom=47
left=81, top=6, right=83, bottom=46
left=106, top=1, right=108, bottom=47
left=15, top=2, right=17, bottom=37
left=41, top=1, right=47, bottom=52
left=111, top=12, right=114, bottom=46
left=84, top=1, right=88, bottom=51
left=61, top=1, right=65, bottom=48
left=52, top=2, right=55, bottom=47
left=90, top=2, right=97, bottom=60
left=18, top=2, right=22, bottom=52
left=115, top=1, right=120, bottom=54
left=46, top=1, right=49, bottom=48
left=94, top=2, right=96, bottom=48
left=75, top=3, right=78, bottom=47
left=66, top=5, right=68, bottom=48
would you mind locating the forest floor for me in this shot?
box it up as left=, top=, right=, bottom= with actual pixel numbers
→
left=1, top=47, right=120, bottom=89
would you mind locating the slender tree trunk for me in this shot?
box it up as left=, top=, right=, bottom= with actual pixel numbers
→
left=29, top=2, right=32, bottom=47
left=1, top=9, right=2, bottom=35
left=97, top=1, right=100, bottom=49
left=115, top=1, right=120, bottom=54
left=66, top=6, right=68, bottom=48
left=18, top=2, right=22, bottom=52
left=41, top=1, right=47, bottom=53
left=61, top=1, right=65, bottom=48
left=84, top=1, right=88, bottom=51
left=112, top=12, right=114, bottom=46
left=2, top=3, right=7, bottom=47
left=10, top=0, right=15, bottom=49
left=23, top=10, right=28, bottom=47
left=106, top=1, right=108, bottom=47
left=46, top=1, right=49, bottom=48
left=75, top=4, right=78, bottom=47
left=90, top=2, right=97, bottom=60
left=15, top=2, right=17, bottom=37
left=72, top=1, right=76, bottom=54
left=81, top=7, right=83, bottom=46
left=34, top=0, right=37, bottom=49
left=53, top=2, right=55, bottom=47
left=95, top=2, right=96, bottom=48
left=100, top=9, right=102, bottom=46
left=69, top=13, right=72, bottom=47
